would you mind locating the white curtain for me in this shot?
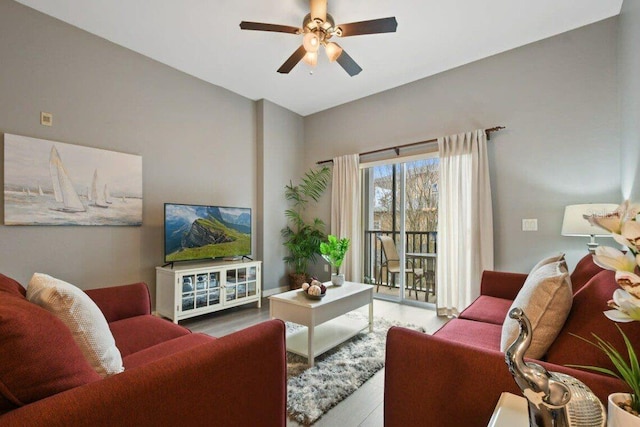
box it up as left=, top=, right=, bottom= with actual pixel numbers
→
left=437, top=130, right=494, bottom=317
left=331, top=154, right=362, bottom=282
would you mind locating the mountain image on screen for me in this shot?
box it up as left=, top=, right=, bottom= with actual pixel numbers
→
left=164, top=204, right=251, bottom=262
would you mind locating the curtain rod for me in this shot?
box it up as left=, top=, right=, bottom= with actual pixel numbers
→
left=316, top=126, right=506, bottom=165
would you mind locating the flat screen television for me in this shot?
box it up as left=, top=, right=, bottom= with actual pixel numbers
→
left=164, top=203, right=252, bottom=263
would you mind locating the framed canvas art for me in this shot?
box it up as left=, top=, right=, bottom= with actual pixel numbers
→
left=3, top=133, right=142, bottom=226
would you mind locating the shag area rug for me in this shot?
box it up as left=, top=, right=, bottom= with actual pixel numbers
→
left=286, top=312, right=425, bottom=425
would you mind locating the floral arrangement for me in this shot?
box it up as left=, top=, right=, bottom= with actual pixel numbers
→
left=572, top=200, right=640, bottom=414
left=586, top=200, right=640, bottom=322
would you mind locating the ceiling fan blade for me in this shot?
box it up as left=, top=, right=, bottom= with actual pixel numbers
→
left=337, top=17, right=398, bottom=37
left=277, top=45, right=307, bottom=74
left=239, top=21, right=300, bottom=34
left=335, top=46, right=362, bottom=76
left=310, top=0, right=327, bottom=23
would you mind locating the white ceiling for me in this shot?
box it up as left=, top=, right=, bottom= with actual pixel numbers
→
left=15, top=0, right=623, bottom=116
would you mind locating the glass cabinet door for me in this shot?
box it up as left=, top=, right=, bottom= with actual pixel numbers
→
left=208, top=271, right=221, bottom=306
left=247, top=266, right=257, bottom=297
left=236, top=268, right=247, bottom=299
left=226, top=269, right=237, bottom=302
left=181, top=275, right=196, bottom=312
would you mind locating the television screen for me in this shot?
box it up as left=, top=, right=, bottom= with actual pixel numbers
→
left=164, top=203, right=251, bottom=263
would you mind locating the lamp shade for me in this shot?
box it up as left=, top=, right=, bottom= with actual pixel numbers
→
left=561, top=204, right=618, bottom=236
left=324, top=42, right=343, bottom=62
left=302, top=51, right=318, bottom=67
left=303, top=31, right=320, bottom=53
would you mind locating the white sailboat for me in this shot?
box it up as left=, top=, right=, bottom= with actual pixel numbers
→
left=38, top=185, right=44, bottom=196
left=104, top=184, right=113, bottom=204
left=91, top=170, right=109, bottom=208
left=49, top=146, right=86, bottom=213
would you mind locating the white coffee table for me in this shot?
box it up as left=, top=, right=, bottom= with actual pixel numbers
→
left=269, top=281, right=374, bottom=367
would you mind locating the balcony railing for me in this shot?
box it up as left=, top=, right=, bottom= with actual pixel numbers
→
left=363, top=230, right=437, bottom=285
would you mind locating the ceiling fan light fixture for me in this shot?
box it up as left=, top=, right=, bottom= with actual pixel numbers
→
left=324, top=42, right=342, bottom=62
left=303, top=31, right=320, bottom=53
left=302, top=51, right=318, bottom=67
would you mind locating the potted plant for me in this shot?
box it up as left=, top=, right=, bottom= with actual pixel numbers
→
left=320, top=235, right=350, bottom=286
left=281, top=166, right=331, bottom=289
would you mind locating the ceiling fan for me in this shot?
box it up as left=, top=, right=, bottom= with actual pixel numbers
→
left=239, top=0, right=397, bottom=76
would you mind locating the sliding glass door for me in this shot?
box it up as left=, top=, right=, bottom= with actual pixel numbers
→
left=362, top=155, right=439, bottom=305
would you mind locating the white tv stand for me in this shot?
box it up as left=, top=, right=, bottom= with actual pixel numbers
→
left=156, top=260, right=261, bottom=323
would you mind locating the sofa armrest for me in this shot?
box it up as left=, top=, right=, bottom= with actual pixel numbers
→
left=480, top=270, right=528, bottom=300
left=0, top=320, right=287, bottom=427
left=384, top=327, right=624, bottom=427
left=85, top=282, right=151, bottom=323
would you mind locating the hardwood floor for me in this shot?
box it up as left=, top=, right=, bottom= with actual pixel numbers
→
left=181, top=297, right=448, bottom=427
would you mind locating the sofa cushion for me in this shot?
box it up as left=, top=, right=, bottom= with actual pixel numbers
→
left=27, top=273, right=124, bottom=377
left=109, top=315, right=192, bottom=357
left=122, top=333, right=215, bottom=369
left=434, top=319, right=503, bottom=351
left=570, top=253, right=604, bottom=294
left=0, top=293, right=101, bottom=414
left=459, top=296, right=514, bottom=325
left=500, top=261, right=573, bottom=358
left=0, top=274, right=26, bottom=298
left=547, top=270, right=640, bottom=371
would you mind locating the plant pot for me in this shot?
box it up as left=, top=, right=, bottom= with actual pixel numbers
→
left=289, top=273, right=308, bottom=290
left=331, top=273, right=345, bottom=286
left=608, top=393, right=640, bottom=427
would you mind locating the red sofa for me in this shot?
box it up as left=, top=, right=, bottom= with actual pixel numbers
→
left=0, top=274, right=286, bottom=427
left=384, top=254, right=640, bottom=427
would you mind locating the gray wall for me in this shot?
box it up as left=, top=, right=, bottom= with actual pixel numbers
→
left=304, top=18, right=621, bottom=273
left=619, top=0, right=640, bottom=201
left=0, top=0, right=631, bottom=298
left=256, top=100, right=304, bottom=293
left=0, top=0, right=258, bottom=300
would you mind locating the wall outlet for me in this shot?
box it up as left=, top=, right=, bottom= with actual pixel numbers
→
left=522, top=218, right=538, bottom=231
left=40, top=112, right=53, bottom=126
left=323, top=264, right=329, bottom=272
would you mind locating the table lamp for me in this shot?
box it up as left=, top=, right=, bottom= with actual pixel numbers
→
left=561, top=204, right=618, bottom=253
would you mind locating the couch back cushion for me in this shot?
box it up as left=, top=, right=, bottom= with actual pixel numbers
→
left=0, top=274, right=26, bottom=298
left=546, top=270, right=640, bottom=371
left=0, top=294, right=101, bottom=414
left=570, top=254, right=604, bottom=294
left=500, top=261, right=573, bottom=359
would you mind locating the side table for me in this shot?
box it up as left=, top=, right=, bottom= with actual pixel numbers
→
left=487, top=392, right=528, bottom=427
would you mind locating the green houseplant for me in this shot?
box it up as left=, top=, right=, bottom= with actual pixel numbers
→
left=281, top=166, right=331, bottom=289
left=320, top=235, right=350, bottom=286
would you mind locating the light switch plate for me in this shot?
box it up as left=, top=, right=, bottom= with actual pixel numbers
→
left=522, top=219, right=538, bottom=231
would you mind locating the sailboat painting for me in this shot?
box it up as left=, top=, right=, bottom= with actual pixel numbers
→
left=4, top=134, right=142, bottom=225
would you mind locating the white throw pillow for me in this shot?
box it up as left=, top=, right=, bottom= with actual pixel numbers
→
left=500, top=261, right=572, bottom=359
left=529, top=252, right=565, bottom=275
left=27, top=273, right=124, bottom=377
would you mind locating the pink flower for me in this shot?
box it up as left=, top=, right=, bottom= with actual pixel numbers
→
left=593, top=246, right=637, bottom=272
left=605, top=289, right=640, bottom=322
left=584, top=200, right=640, bottom=234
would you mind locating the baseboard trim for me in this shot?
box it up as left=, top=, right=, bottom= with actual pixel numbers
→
left=262, top=285, right=290, bottom=297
